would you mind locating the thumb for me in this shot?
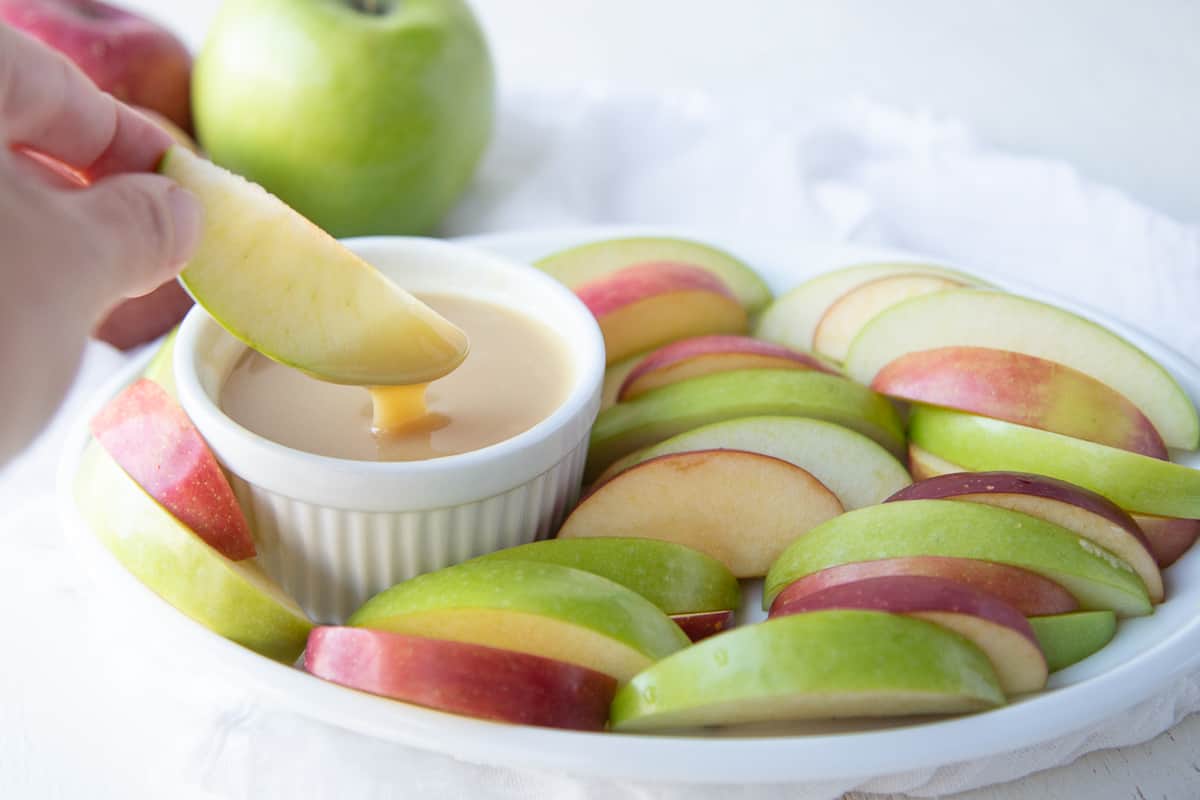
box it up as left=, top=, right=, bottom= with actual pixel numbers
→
left=71, top=172, right=202, bottom=299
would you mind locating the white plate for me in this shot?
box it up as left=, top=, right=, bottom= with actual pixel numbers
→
left=57, top=226, right=1200, bottom=785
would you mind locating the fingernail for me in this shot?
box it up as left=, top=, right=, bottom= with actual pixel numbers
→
left=167, top=186, right=202, bottom=266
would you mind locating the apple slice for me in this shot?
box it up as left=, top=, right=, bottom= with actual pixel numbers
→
left=754, top=261, right=981, bottom=353
left=770, top=557, right=1078, bottom=617
left=1134, top=514, right=1200, bottom=567
left=574, top=262, right=748, bottom=365
left=90, top=378, right=255, bottom=561
left=872, top=347, right=1168, bottom=458
left=887, top=472, right=1162, bottom=603
left=472, top=537, right=739, bottom=614
left=560, top=450, right=843, bottom=578
left=602, top=351, right=649, bottom=410
left=535, top=236, right=773, bottom=314
left=610, top=610, right=1004, bottom=731
left=908, top=406, right=1200, bottom=519
left=813, top=274, right=966, bottom=362
left=764, top=499, right=1151, bottom=616
left=1028, top=611, right=1117, bottom=672
left=770, top=575, right=1047, bottom=694
left=157, top=146, right=468, bottom=385
left=346, top=560, right=689, bottom=682
left=74, top=442, right=311, bottom=662
left=587, top=369, right=905, bottom=481
left=671, top=610, right=736, bottom=642
left=141, top=326, right=179, bottom=396
left=595, top=415, right=911, bottom=510
left=908, top=443, right=964, bottom=481
left=304, top=627, right=616, bottom=731
left=843, top=289, right=1199, bottom=450
left=617, top=335, right=835, bottom=402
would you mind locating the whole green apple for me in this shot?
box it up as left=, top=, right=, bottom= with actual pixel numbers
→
left=193, top=0, right=494, bottom=237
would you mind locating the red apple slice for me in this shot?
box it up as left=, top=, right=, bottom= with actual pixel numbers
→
left=887, top=471, right=1162, bottom=603
left=90, top=378, right=255, bottom=560
left=602, top=351, right=650, bottom=410
left=770, top=575, right=1048, bottom=694
left=574, top=262, right=748, bottom=364
left=772, top=556, right=1078, bottom=616
left=617, top=335, right=834, bottom=402
left=305, top=627, right=616, bottom=731
left=671, top=610, right=736, bottom=642
left=1134, top=514, right=1200, bottom=568
left=559, top=449, right=844, bottom=578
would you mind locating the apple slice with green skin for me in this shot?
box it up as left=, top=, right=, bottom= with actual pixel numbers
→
left=561, top=449, right=843, bottom=578
left=769, top=575, right=1047, bottom=694
left=886, top=472, right=1162, bottom=603
left=602, top=350, right=649, bottom=410
left=595, top=416, right=911, bottom=510
left=1028, top=611, right=1117, bottom=672
left=535, top=236, right=773, bottom=314
left=347, top=560, right=689, bottom=682
left=610, top=609, right=1004, bottom=731
left=141, top=326, right=179, bottom=396
left=586, top=369, right=905, bottom=481
left=158, top=146, right=468, bottom=385
left=304, top=627, right=616, bottom=731
left=90, top=378, right=255, bottom=561
left=908, top=406, right=1200, bottom=518
left=764, top=500, right=1151, bottom=616
left=1133, top=515, right=1200, bottom=567
left=873, top=347, right=1168, bottom=458
left=617, top=335, right=835, bottom=402
left=671, top=610, right=735, bottom=642
left=753, top=262, right=982, bottom=353
left=75, top=441, right=311, bottom=662
left=813, top=274, right=966, bottom=362
left=575, top=262, right=748, bottom=365
left=843, top=289, right=1199, bottom=450
left=472, top=537, right=739, bottom=614
left=908, top=443, right=963, bottom=481
left=770, top=557, right=1078, bottom=617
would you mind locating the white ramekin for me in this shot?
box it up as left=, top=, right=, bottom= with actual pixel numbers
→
left=174, top=236, right=605, bottom=624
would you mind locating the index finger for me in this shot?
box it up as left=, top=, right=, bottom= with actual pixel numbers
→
left=0, top=23, right=174, bottom=178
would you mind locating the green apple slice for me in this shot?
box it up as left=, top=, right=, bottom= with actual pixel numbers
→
left=908, top=406, right=1200, bottom=518
left=158, top=146, right=468, bottom=385
left=842, top=288, right=1199, bottom=450
left=141, top=326, right=179, bottom=397
left=535, top=236, right=772, bottom=314
left=764, top=499, right=1151, bottom=616
left=473, top=538, right=739, bottom=614
left=1029, top=611, right=1117, bottom=672
left=598, top=416, right=911, bottom=509
left=610, top=610, right=1005, bottom=731
left=586, top=369, right=905, bottom=481
left=75, top=441, right=312, bottom=663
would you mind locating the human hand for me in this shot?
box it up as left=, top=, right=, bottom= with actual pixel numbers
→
left=0, top=23, right=201, bottom=463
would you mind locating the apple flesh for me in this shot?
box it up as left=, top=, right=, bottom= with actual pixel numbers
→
left=90, top=378, right=255, bottom=561
left=304, top=627, right=616, bottom=731
left=770, top=557, right=1078, bottom=617
left=764, top=499, right=1151, bottom=617
left=770, top=575, right=1047, bottom=694
left=1134, top=514, right=1200, bottom=567
left=587, top=368, right=905, bottom=481
left=1028, top=611, right=1117, bottom=672
left=602, top=351, right=649, bottom=410
left=74, top=441, right=311, bottom=662
left=610, top=610, right=1005, bottom=731
left=575, top=263, right=748, bottom=365
left=140, top=327, right=179, bottom=396
left=347, top=560, right=689, bottom=682
left=908, top=406, right=1200, bottom=519
left=813, top=273, right=966, bottom=362
left=872, top=347, right=1168, bottom=458
left=559, top=449, right=843, bottom=578
left=535, top=236, right=773, bottom=314
left=843, top=289, right=1199, bottom=450
left=887, top=471, right=1162, bottom=603
left=671, top=610, right=735, bottom=642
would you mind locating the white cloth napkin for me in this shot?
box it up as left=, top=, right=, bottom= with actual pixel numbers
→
left=3, top=85, right=1198, bottom=799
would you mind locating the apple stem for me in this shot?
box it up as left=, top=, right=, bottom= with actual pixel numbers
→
left=352, top=0, right=387, bottom=14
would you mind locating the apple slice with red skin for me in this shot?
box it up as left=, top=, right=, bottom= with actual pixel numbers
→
left=574, top=262, right=747, bottom=365
left=887, top=471, right=1162, bottom=603
left=671, top=610, right=735, bottom=642
left=770, top=575, right=1048, bottom=694
left=90, top=378, right=255, bottom=561
left=872, top=347, right=1168, bottom=458
left=305, top=627, right=616, bottom=731
left=602, top=351, right=649, bottom=410
left=772, top=556, right=1078, bottom=617
left=558, top=449, right=844, bottom=578
left=617, top=335, right=835, bottom=402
